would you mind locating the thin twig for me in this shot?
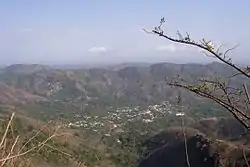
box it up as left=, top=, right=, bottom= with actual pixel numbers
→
left=0, top=133, right=57, bottom=162
left=243, top=148, right=250, bottom=167
left=1, top=135, right=20, bottom=166
left=181, top=116, right=191, bottom=167
left=168, top=82, right=250, bottom=129
left=152, top=30, right=250, bottom=78
left=0, top=113, right=15, bottom=149
left=42, top=143, right=72, bottom=157
left=142, top=28, right=154, bottom=34
left=177, top=91, right=191, bottom=167
left=18, top=121, right=52, bottom=154
left=223, top=44, right=240, bottom=59
left=244, top=84, right=250, bottom=104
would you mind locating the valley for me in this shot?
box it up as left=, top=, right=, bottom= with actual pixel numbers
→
left=0, top=62, right=249, bottom=167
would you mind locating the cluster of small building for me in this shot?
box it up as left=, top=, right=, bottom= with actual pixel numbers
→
left=65, top=101, right=177, bottom=136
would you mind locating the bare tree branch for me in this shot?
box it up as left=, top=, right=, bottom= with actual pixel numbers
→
left=223, top=44, right=240, bottom=60
left=147, top=18, right=250, bottom=130
left=150, top=18, right=250, bottom=78
left=168, top=82, right=250, bottom=130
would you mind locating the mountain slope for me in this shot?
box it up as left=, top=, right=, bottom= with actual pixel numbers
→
left=0, top=62, right=247, bottom=113
left=0, top=82, right=46, bottom=105
left=138, top=126, right=250, bottom=167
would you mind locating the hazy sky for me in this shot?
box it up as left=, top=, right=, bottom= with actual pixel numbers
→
left=0, top=0, right=249, bottom=65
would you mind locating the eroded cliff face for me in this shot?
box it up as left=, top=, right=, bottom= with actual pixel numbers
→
left=138, top=127, right=250, bottom=167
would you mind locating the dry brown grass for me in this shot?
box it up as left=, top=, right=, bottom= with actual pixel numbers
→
left=0, top=112, right=72, bottom=167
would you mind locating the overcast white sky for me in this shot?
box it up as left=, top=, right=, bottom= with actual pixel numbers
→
left=0, top=0, right=249, bottom=65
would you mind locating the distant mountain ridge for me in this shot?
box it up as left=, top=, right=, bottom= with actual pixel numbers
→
left=3, top=64, right=52, bottom=74
left=0, top=62, right=246, bottom=107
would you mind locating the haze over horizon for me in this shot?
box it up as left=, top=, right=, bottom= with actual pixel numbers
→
left=1, top=0, right=249, bottom=65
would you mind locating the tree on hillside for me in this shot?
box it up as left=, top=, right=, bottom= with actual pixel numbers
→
left=145, top=18, right=250, bottom=130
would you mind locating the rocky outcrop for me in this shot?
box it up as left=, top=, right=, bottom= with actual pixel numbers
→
left=138, top=126, right=250, bottom=167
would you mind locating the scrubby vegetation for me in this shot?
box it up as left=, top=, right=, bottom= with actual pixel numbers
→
left=0, top=19, right=249, bottom=166
left=0, top=60, right=249, bottom=166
